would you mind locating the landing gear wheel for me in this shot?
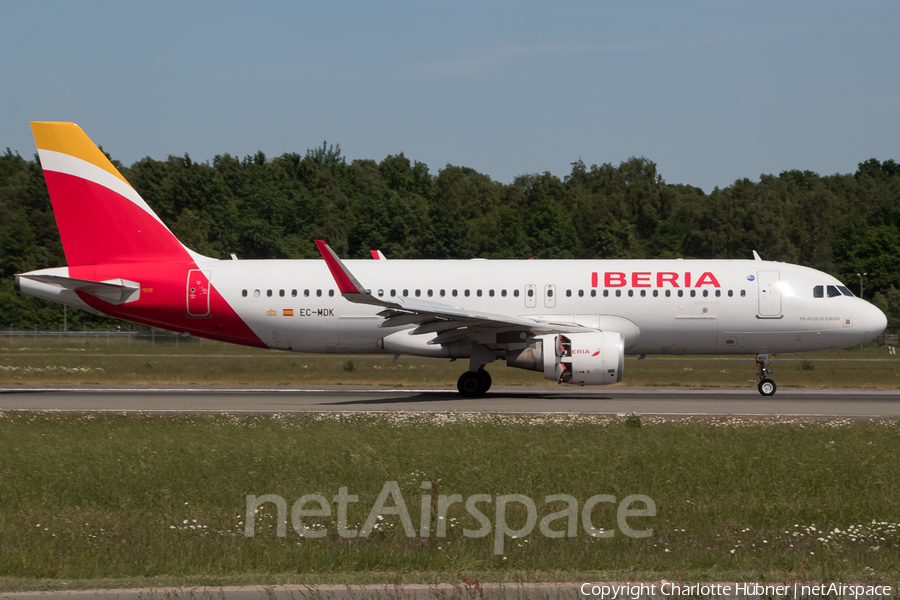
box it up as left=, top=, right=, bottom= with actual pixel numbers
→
left=477, top=369, right=492, bottom=394
left=758, top=378, right=777, bottom=396
left=457, top=371, right=483, bottom=397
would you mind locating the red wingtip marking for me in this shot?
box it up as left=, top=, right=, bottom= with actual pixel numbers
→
left=370, top=250, right=380, bottom=260
left=315, top=240, right=360, bottom=294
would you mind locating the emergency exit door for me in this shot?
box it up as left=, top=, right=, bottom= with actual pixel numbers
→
left=525, top=284, right=536, bottom=308
left=186, top=270, right=211, bottom=317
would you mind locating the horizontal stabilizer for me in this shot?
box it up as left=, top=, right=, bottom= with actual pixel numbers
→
left=18, top=274, right=140, bottom=305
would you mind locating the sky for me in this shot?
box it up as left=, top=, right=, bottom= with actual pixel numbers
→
left=1, top=1, right=898, bottom=193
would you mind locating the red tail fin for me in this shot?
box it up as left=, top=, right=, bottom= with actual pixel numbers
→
left=31, top=122, right=194, bottom=266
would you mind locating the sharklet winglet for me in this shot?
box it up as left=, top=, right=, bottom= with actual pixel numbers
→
left=314, top=240, right=363, bottom=295
left=314, top=240, right=396, bottom=309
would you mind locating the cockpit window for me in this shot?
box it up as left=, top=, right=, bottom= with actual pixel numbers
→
left=813, top=285, right=824, bottom=298
left=838, top=286, right=853, bottom=297
left=827, top=285, right=841, bottom=298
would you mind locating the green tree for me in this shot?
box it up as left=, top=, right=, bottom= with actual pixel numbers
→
left=844, top=225, right=900, bottom=299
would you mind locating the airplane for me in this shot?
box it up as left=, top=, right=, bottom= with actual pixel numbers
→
left=15, top=122, right=888, bottom=397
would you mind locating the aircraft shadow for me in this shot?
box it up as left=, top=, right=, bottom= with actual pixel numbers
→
left=319, top=391, right=616, bottom=406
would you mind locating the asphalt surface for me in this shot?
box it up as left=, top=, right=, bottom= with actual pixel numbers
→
left=0, top=385, right=898, bottom=418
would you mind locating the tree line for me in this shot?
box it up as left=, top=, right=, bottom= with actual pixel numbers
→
left=1, top=143, right=898, bottom=332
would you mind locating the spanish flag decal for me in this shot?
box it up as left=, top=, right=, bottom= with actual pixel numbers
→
left=283, top=309, right=294, bottom=316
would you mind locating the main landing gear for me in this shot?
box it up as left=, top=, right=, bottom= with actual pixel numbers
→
left=756, top=353, right=777, bottom=396
left=457, top=369, right=492, bottom=397
left=456, top=344, right=496, bottom=398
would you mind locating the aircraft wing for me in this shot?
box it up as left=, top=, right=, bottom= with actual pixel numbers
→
left=315, top=241, right=595, bottom=343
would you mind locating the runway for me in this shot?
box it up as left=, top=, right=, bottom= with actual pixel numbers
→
left=1, top=385, right=898, bottom=418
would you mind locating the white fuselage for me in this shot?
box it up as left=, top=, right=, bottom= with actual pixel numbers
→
left=199, top=257, right=884, bottom=356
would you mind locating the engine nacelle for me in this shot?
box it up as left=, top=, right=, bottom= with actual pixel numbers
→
left=540, top=331, right=624, bottom=385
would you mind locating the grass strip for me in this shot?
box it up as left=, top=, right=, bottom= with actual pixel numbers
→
left=1, top=412, right=898, bottom=588
left=1, top=334, right=897, bottom=388
left=1, top=353, right=898, bottom=388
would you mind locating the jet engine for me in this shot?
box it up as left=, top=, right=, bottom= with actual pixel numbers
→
left=506, top=331, right=625, bottom=385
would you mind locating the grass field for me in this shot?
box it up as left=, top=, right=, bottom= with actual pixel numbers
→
left=1, top=412, right=899, bottom=590
left=0, top=334, right=898, bottom=388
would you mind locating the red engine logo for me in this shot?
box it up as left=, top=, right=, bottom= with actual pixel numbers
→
left=573, top=348, right=603, bottom=356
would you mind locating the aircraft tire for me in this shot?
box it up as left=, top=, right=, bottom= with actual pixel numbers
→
left=477, top=369, right=492, bottom=394
left=758, top=378, right=777, bottom=396
left=457, top=371, right=484, bottom=397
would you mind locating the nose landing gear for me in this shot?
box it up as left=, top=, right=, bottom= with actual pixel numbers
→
left=756, top=353, right=777, bottom=396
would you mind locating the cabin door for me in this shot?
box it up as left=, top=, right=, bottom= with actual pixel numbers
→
left=186, top=270, right=211, bottom=317
left=757, top=270, right=782, bottom=317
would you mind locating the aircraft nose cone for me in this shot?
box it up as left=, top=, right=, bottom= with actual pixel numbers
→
left=865, top=302, right=888, bottom=340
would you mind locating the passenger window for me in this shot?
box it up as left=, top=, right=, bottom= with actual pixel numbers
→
left=678, top=290, right=684, bottom=298
left=279, top=289, right=285, bottom=297
left=690, top=290, right=696, bottom=297
left=666, top=290, right=671, bottom=297
left=653, top=290, right=658, bottom=297
left=591, top=290, right=597, bottom=297
left=440, top=290, right=446, bottom=297
left=547, top=289, right=553, bottom=298
left=292, top=289, right=297, bottom=297
left=390, top=289, right=396, bottom=297
left=267, top=290, right=273, bottom=297
left=527, top=289, right=534, bottom=298
left=615, top=290, right=622, bottom=297
left=514, top=289, right=519, bottom=297
left=715, top=290, right=721, bottom=297
left=741, top=290, right=746, bottom=297
left=477, top=290, right=482, bottom=297
left=566, top=290, right=572, bottom=297
left=827, top=285, right=841, bottom=298
left=465, top=290, right=470, bottom=297
left=728, top=290, right=733, bottom=297
left=640, top=290, right=646, bottom=297
left=242, top=289, right=248, bottom=297
left=428, top=290, right=433, bottom=297
left=254, top=290, right=260, bottom=297
left=578, top=290, right=584, bottom=297
left=628, top=290, right=634, bottom=297
left=813, top=285, right=824, bottom=298
left=489, top=289, right=494, bottom=297
left=453, top=290, right=458, bottom=297
left=702, top=290, right=708, bottom=298
left=501, top=290, right=507, bottom=297
left=403, top=289, right=409, bottom=297
left=304, top=289, right=310, bottom=297
left=415, top=290, right=421, bottom=297
left=316, top=290, right=322, bottom=297
left=329, top=290, right=334, bottom=297
left=604, top=290, right=609, bottom=297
